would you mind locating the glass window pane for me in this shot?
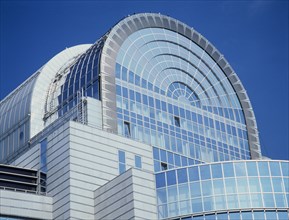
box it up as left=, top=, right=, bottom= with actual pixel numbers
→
left=214, top=195, right=227, bottom=210
left=265, top=211, right=277, bottom=219
left=237, top=178, right=249, bottom=193
left=269, top=162, right=281, bottom=176
left=260, top=177, right=272, bottom=192
left=246, top=161, right=258, bottom=176
left=190, top=182, right=201, bottom=198
left=179, top=200, right=190, bottom=215
left=154, top=160, right=161, bottom=172
left=168, top=202, right=179, bottom=217
left=234, top=162, right=246, bottom=176
left=175, top=154, right=181, bottom=166
left=167, top=170, right=177, bottom=186
left=156, top=173, right=166, bottom=188
left=158, top=204, right=168, bottom=219
left=225, top=178, right=236, bottom=194
left=275, top=193, right=286, bottom=207
left=283, top=178, right=289, bottom=192
left=135, top=155, right=142, bottom=169
left=239, top=194, right=251, bottom=208
left=153, top=147, right=160, bottom=160
left=203, top=197, right=214, bottom=211
left=253, top=210, right=265, bottom=219
left=227, top=195, right=239, bottom=209
left=248, top=177, right=261, bottom=192
left=223, top=163, right=234, bottom=177
left=188, top=166, right=199, bottom=181
left=179, top=183, right=189, bottom=200
left=200, top=165, right=211, bottom=180
left=202, top=180, right=213, bottom=196
left=157, top=188, right=167, bottom=204
left=40, top=139, right=47, bottom=173
left=263, top=193, right=275, bottom=207
left=118, top=150, right=125, bottom=163
left=272, top=177, right=283, bottom=192
left=177, top=168, right=188, bottom=183
left=251, top=193, right=263, bottom=207
left=160, top=149, right=167, bottom=162
left=277, top=211, right=289, bottom=220
left=258, top=161, right=269, bottom=176
left=241, top=211, right=252, bottom=219
left=119, top=163, right=126, bottom=174
left=228, top=212, right=240, bottom=220
left=216, top=212, right=228, bottom=220
left=213, top=179, right=225, bottom=195
left=167, top=186, right=178, bottom=203
left=281, top=162, right=289, bottom=176
left=211, top=163, right=223, bottom=179
left=191, top=198, right=203, bottom=213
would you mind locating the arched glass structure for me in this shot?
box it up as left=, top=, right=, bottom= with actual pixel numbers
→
left=156, top=160, right=289, bottom=219
left=0, top=45, right=90, bottom=162
left=2, top=13, right=281, bottom=220
left=114, top=27, right=249, bottom=163
left=101, top=13, right=261, bottom=159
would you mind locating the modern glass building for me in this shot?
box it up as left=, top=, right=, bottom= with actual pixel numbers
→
left=0, top=13, right=288, bottom=220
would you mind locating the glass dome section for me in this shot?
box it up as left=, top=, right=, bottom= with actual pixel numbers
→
left=115, top=27, right=250, bottom=163
left=44, top=40, right=104, bottom=122
left=167, top=82, right=201, bottom=108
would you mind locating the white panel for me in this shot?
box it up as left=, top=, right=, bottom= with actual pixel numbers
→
left=0, top=190, right=53, bottom=219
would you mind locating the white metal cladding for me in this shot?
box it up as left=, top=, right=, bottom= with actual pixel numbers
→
left=100, top=13, right=261, bottom=159
left=30, top=44, right=91, bottom=137
left=0, top=45, right=91, bottom=162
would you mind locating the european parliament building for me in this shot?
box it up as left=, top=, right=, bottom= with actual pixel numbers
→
left=0, top=13, right=288, bottom=220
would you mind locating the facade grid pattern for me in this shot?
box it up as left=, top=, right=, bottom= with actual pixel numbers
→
left=115, top=28, right=250, bottom=164
left=156, top=160, right=289, bottom=219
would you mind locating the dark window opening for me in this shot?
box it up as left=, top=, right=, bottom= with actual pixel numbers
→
left=161, top=162, right=168, bottom=171
left=19, top=132, right=24, bottom=140
left=124, top=121, right=131, bottom=137
left=174, top=116, right=180, bottom=127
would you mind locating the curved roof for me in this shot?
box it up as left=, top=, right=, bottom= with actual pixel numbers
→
left=0, top=45, right=91, bottom=144
left=100, top=13, right=261, bottom=159
left=0, top=67, right=41, bottom=140
left=30, top=44, right=91, bottom=136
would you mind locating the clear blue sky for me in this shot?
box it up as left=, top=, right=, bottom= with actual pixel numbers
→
left=0, top=1, right=288, bottom=160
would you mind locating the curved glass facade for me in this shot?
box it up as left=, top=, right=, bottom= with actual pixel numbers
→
left=156, top=160, right=289, bottom=219
left=43, top=40, right=104, bottom=121
left=174, top=210, right=289, bottom=220
left=57, top=42, right=102, bottom=115
left=0, top=73, right=38, bottom=161
left=115, top=28, right=249, bottom=163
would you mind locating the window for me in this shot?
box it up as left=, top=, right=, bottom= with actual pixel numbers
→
left=124, top=121, right=131, bottom=137
left=40, top=139, right=47, bottom=173
left=161, top=162, right=168, bottom=171
left=174, top=116, right=180, bottom=127
left=118, top=150, right=126, bottom=174
left=19, top=131, right=24, bottom=140
left=135, top=155, right=142, bottom=169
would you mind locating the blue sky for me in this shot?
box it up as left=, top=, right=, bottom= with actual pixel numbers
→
left=0, top=1, right=288, bottom=160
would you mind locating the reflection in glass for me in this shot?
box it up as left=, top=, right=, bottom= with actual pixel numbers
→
left=211, top=163, right=223, bottom=178
left=223, top=163, right=234, bottom=177
left=167, top=186, right=178, bottom=203
left=157, top=188, right=167, bottom=204
left=246, top=162, right=258, bottom=177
